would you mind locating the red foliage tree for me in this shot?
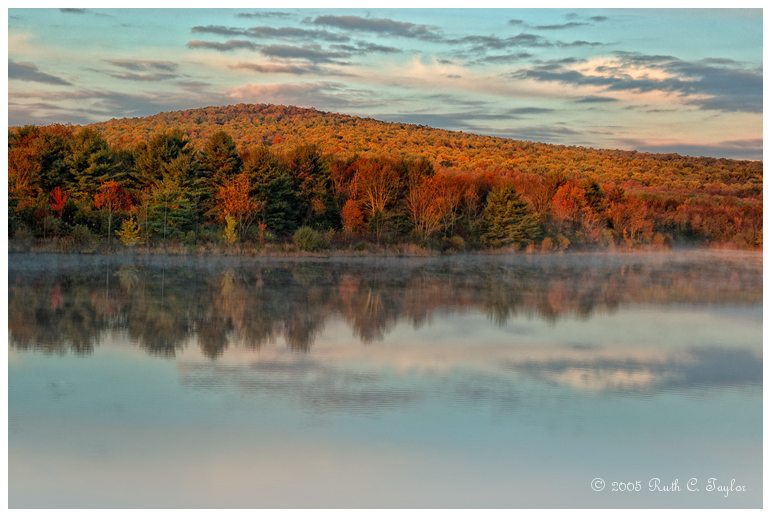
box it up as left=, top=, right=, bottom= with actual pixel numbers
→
left=49, top=187, right=68, bottom=218
left=94, top=181, right=132, bottom=245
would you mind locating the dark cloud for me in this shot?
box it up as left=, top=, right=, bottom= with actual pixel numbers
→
left=227, top=81, right=385, bottom=110
left=187, top=39, right=258, bottom=51
left=106, top=59, right=178, bottom=72
left=310, top=15, right=443, bottom=41
left=455, top=33, right=602, bottom=52
left=701, top=57, right=742, bottom=66
left=230, top=62, right=353, bottom=76
left=331, top=42, right=401, bottom=55
left=237, top=11, right=292, bottom=19
left=109, top=72, right=180, bottom=82
left=258, top=44, right=349, bottom=63
left=477, top=52, right=533, bottom=64
left=574, top=95, right=618, bottom=103
left=59, top=8, right=86, bottom=14
left=9, top=60, right=71, bottom=86
left=508, top=15, right=608, bottom=31
left=176, top=80, right=213, bottom=89
left=247, top=26, right=349, bottom=42
left=12, top=83, right=231, bottom=123
left=512, top=51, right=762, bottom=113
left=507, top=107, right=555, bottom=114
left=619, top=137, right=762, bottom=160
left=191, top=25, right=245, bottom=37
left=534, top=22, right=588, bottom=30
left=191, top=25, right=349, bottom=42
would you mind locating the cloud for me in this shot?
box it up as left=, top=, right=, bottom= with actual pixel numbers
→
left=258, top=44, right=349, bottom=63
left=455, top=33, right=602, bottom=53
left=534, top=22, right=588, bottom=30
left=191, top=25, right=245, bottom=37
left=512, top=51, right=762, bottom=113
left=106, top=59, right=178, bottom=72
left=187, top=39, right=258, bottom=52
left=109, top=72, right=180, bottom=82
left=590, top=16, right=609, bottom=22
left=9, top=60, right=71, bottom=85
left=574, top=95, right=618, bottom=103
left=237, top=11, right=292, bottom=19
left=12, top=84, right=230, bottom=123
left=331, top=42, right=402, bottom=54
left=192, top=25, right=349, bottom=43
left=247, top=26, right=349, bottom=42
left=226, top=81, right=382, bottom=110
left=507, top=107, right=555, bottom=114
left=230, top=61, right=351, bottom=76
left=618, top=137, right=762, bottom=160
left=310, top=15, right=443, bottom=41
left=477, top=52, right=533, bottom=64
left=59, top=8, right=86, bottom=14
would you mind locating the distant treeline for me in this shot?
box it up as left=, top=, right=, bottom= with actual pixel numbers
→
left=8, top=107, right=763, bottom=252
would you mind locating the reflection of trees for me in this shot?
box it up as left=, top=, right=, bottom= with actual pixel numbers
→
left=9, top=255, right=762, bottom=358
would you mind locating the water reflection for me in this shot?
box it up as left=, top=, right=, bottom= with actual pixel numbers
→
left=10, top=253, right=761, bottom=358
left=8, top=252, right=763, bottom=508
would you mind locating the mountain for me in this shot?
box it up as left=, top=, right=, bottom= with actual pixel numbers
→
left=89, top=103, right=761, bottom=201
left=9, top=103, right=762, bottom=250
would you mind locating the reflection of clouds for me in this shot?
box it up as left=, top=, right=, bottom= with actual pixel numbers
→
left=177, top=358, right=422, bottom=414
left=511, top=347, right=762, bottom=393
left=174, top=336, right=761, bottom=415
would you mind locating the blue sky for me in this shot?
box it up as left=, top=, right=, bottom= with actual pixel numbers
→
left=8, top=8, right=763, bottom=159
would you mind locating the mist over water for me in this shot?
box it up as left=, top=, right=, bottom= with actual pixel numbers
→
left=8, top=251, right=762, bottom=508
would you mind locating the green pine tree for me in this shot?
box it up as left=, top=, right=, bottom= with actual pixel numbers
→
left=481, top=184, right=541, bottom=248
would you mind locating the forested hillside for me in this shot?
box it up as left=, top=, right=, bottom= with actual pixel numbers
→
left=8, top=103, right=762, bottom=252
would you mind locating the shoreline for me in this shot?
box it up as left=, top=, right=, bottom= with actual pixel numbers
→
left=8, top=241, right=760, bottom=261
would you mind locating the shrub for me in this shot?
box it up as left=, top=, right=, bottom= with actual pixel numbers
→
left=117, top=217, right=142, bottom=247
left=223, top=215, right=238, bottom=245
left=71, top=224, right=95, bottom=246
left=292, top=226, right=328, bottom=251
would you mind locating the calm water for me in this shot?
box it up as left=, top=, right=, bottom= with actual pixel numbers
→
left=8, top=251, right=762, bottom=508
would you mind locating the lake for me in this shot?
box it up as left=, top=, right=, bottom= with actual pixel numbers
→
left=8, top=251, right=762, bottom=508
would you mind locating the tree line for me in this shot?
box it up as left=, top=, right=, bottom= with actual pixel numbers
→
left=8, top=123, right=762, bottom=252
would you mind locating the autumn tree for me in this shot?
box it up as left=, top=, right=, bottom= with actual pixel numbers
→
left=49, top=187, right=68, bottom=218
left=350, top=157, right=401, bottom=240
left=405, top=174, right=463, bottom=242
left=94, top=181, right=132, bottom=246
left=215, top=172, right=257, bottom=242
left=341, top=199, right=365, bottom=234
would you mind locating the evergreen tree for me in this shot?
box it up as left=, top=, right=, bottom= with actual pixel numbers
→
left=245, top=148, right=300, bottom=236
left=66, top=128, right=117, bottom=200
left=481, top=184, right=541, bottom=248
left=132, top=130, right=189, bottom=189
left=199, top=130, right=242, bottom=185
left=285, top=144, right=337, bottom=229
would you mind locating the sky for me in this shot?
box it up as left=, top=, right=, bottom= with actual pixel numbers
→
left=7, top=8, right=763, bottom=159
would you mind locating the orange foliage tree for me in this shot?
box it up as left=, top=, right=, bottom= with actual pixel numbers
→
left=215, top=172, right=257, bottom=242
left=94, top=181, right=132, bottom=245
